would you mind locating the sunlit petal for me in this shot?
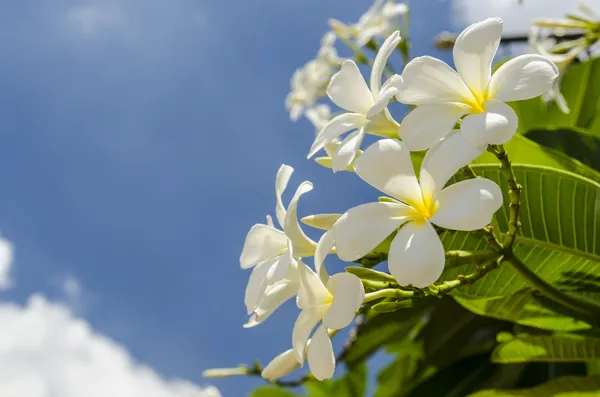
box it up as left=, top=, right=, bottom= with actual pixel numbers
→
left=323, top=273, right=364, bottom=329
left=284, top=182, right=318, bottom=257
left=430, top=178, right=503, bottom=230
left=307, top=325, right=336, bottom=380
left=396, top=56, right=476, bottom=105
left=308, top=113, right=366, bottom=158
left=332, top=201, right=411, bottom=262
left=399, top=103, right=468, bottom=151
left=460, top=99, right=518, bottom=147
left=419, top=131, right=485, bottom=201
left=454, top=18, right=503, bottom=97
left=297, top=261, right=331, bottom=309
left=240, top=224, right=288, bottom=269
left=331, top=129, right=365, bottom=173
left=275, top=165, right=294, bottom=228
left=354, top=139, right=423, bottom=205
left=488, top=54, right=559, bottom=102
left=251, top=279, right=300, bottom=326
left=244, top=261, right=272, bottom=314
left=370, top=31, right=401, bottom=97
left=292, top=309, right=321, bottom=364
left=388, top=222, right=445, bottom=288
left=327, top=60, right=374, bottom=113
left=314, top=230, right=335, bottom=283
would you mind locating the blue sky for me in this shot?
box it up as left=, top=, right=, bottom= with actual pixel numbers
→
left=0, top=0, right=577, bottom=396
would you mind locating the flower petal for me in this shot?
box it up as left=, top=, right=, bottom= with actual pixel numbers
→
left=266, top=245, right=292, bottom=284
left=331, top=128, right=365, bottom=173
left=419, top=131, right=486, bottom=202
left=249, top=279, right=300, bottom=326
left=430, top=178, right=503, bottom=231
left=460, top=99, right=518, bottom=147
left=332, top=201, right=411, bottom=262
left=266, top=215, right=274, bottom=228
left=396, top=56, right=476, bottom=105
left=367, top=86, right=400, bottom=119
left=275, top=165, right=294, bottom=228
left=388, top=221, right=445, bottom=288
left=240, top=224, right=288, bottom=269
left=354, top=139, right=423, bottom=205
left=297, top=261, right=331, bottom=309
left=323, top=273, right=364, bottom=330
left=262, top=348, right=300, bottom=380
left=371, top=31, right=401, bottom=97
left=244, top=260, right=272, bottom=314
left=327, top=60, right=374, bottom=114
left=363, top=110, right=399, bottom=138
left=453, top=18, right=503, bottom=97
left=398, top=103, right=468, bottom=151
left=488, top=54, right=559, bottom=102
left=307, top=325, right=335, bottom=381
left=284, top=182, right=318, bottom=257
left=292, top=309, right=321, bottom=364
left=308, top=113, right=365, bottom=159
left=314, top=230, right=335, bottom=283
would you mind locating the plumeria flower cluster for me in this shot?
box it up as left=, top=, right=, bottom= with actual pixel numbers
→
left=529, top=4, right=600, bottom=113
left=239, top=17, right=559, bottom=383
left=286, top=32, right=344, bottom=121
left=329, top=0, right=408, bottom=47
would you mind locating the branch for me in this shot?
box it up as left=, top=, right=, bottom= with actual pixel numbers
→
left=488, top=144, right=521, bottom=249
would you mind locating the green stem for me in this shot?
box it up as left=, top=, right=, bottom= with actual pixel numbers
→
left=364, top=288, right=414, bottom=302
left=503, top=253, right=600, bottom=315
left=489, top=145, right=521, bottom=248
left=445, top=249, right=499, bottom=268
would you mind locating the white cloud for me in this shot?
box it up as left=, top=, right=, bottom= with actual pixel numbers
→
left=0, top=237, right=13, bottom=291
left=0, top=295, right=221, bottom=397
left=453, top=0, right=600, bottom=34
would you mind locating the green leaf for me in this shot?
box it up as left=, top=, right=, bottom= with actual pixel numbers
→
left=524, top=128, right=600, bottom=173
left=406, top=353, right=497, bottom=397
left=250, top=386, right=298, bottom=397
left=305, top=363, right=367, bottom=397
left=341, top=308, right=425, bottom=368
left=467, top=375, right=600, bottom=396
left=492, top=334, right=600, bottom=363
left=473, top=134, right=600, bottom=183
left=420, top=298, right=505, bottom=368
left=454, top=291, right=592, bottom=332
left=374, top=340, right=424, bottom=397
left=441, top=165, right=600, bottom=308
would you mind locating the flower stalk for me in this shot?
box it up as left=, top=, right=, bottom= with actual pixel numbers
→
left=488, top=144, right=521, bottom=249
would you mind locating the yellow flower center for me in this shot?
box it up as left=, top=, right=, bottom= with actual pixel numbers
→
left=464, top=90, right=488, bottom=114
left=406, top=198, right=439, bottom=225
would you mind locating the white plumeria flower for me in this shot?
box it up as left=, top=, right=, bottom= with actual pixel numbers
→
left=329, top=0, right=408, bottom=47
left=286, top=32, right=343, bottom=121
left=305, top=104, right=332, bottom=134
left=396, top=17, right=559, bottom=151
left=240, top=165, right=317, bottom=327
left=308, top=31, right=402, bottom=172
left=529, top=26, right=588, bottom=114
left=330, top=135, right=503, bottom=288
left=292, top=262, right=364, bottom=380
